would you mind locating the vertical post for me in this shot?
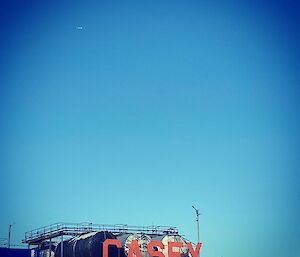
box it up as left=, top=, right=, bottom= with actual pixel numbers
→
left=49, top=238, right=52, bottom=257
left=196, top=212, right=200, bottom=243
left=192, top=206, right=200, bottom=242
left=61, top=235, right=63, bottom=257
left=8, top=225, right=11, bottom=248
left=8, top=223, right=15, bottom=248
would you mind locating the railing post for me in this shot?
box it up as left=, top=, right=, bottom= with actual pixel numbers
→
left=60, top=235, right=63, bottom=257
left=49, top=238, right=52, bottom=257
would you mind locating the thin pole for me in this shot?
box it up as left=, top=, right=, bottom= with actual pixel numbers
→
left=192, top=206, right=200, bottom=242
left=8, top=223, right=15, bottom=248
left=49, top=238, right=52, bottom=257
left=61, top=235, right=63, bottom=257
left=196, top=213, right=199, bottom=243
left=8, top=225, right=11, bottom=248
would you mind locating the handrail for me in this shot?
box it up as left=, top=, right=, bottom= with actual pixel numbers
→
left=23, top=222, right=179, bottom=245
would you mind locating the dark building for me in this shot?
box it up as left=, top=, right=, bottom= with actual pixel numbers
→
left=0, top=248, right=31, bottom=257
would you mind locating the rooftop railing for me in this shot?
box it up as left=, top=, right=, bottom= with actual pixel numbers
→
left=23, top=222, right=179, bottom=245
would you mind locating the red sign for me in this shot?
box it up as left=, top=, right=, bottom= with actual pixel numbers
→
left=103, top=239, right=202, bottom=257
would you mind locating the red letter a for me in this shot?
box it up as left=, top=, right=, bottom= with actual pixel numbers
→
left=128, top=240, right=142, bottom=257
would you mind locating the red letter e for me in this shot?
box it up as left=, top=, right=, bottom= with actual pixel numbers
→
left=168, top=242, right=183, bottom=257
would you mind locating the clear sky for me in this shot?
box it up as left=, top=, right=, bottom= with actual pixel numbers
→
left=0, top=1, right=299, bottom=257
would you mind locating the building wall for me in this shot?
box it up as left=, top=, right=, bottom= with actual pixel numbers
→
left=0, top=248, right=31, bottom=257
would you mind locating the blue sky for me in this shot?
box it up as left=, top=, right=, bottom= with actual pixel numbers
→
left=0, top=1, right=299, bottom=257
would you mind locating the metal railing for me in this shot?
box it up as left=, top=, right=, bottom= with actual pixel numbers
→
left=0, top=237, right=8, bottom=247
left=23, top=222, right=179, bottom=245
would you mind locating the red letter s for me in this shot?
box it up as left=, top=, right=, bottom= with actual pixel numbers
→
left=148, top=240, right=165, bottom=257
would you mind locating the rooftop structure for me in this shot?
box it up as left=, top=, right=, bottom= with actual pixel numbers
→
left=23, top=222, right=179, bottom=245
